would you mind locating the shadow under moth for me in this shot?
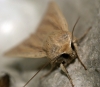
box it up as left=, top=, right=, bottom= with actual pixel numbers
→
left=5, top=1, right=91, bottom=87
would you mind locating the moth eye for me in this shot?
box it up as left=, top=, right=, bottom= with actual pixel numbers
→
left=60, top=54, right=70, bottom=58
left=71, top=42, right=75, bottom=50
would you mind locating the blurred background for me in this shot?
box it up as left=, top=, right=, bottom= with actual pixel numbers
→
left=0, top=0, right=97, bottom=87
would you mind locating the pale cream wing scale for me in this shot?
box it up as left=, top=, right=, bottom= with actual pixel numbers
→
left=5, top=2, right=68, bottom=58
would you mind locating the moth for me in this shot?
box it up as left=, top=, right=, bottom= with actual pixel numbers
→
left=0, top=72, right=10, bottom=87
left=5, top=1, right=91, bottom=87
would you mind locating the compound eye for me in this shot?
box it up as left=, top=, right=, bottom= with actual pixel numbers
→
left=71, top=42, right=75, bottom=50
left=60, top=53, right=70, bottom=59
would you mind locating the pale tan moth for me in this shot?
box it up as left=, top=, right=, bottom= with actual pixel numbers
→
left=5, top=1, right=91, bottom=87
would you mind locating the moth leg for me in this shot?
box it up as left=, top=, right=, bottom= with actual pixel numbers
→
left=41, top=65, right=55, bottom=78
left=74, top=43, right=87, bottom=70
left=60, top=63, right=74, bottom=87
left=77, top=27, right=91, bottom=44
left=77, top=53, right=87, bottom=70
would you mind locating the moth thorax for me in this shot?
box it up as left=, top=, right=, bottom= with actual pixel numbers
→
left=43, top=30, right=73, bottom=59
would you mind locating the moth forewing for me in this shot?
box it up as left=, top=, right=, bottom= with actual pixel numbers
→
left=4, top=1, right=88, bottom=87
left=5, top=1, right=69, bottom=58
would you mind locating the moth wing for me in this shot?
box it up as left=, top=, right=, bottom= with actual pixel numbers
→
left=5, top=1, right=68, bottom=58
left=38, top=1, right=69, bottom=33
left=5, top=44, right=47, bottom=58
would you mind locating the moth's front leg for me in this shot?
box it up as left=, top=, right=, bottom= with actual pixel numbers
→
left=60, top=63, right=74, bottom=87
left=73, top=43, right=87, bottom=70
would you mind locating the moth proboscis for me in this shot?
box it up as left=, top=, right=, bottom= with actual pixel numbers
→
left=5, top=1, right=91, bottom=87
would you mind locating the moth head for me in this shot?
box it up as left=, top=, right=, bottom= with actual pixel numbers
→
left=44, top=30, right=77, bottom=59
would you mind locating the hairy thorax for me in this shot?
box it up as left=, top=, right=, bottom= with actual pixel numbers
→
left=43, top=30, right=76, bottom=61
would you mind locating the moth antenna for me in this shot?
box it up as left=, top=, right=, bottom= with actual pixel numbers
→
left=23, top=60, right=51, bottom=87
left=72, top=17, right=80, bottom=41
left=22, top=58, right=57, bottom=87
